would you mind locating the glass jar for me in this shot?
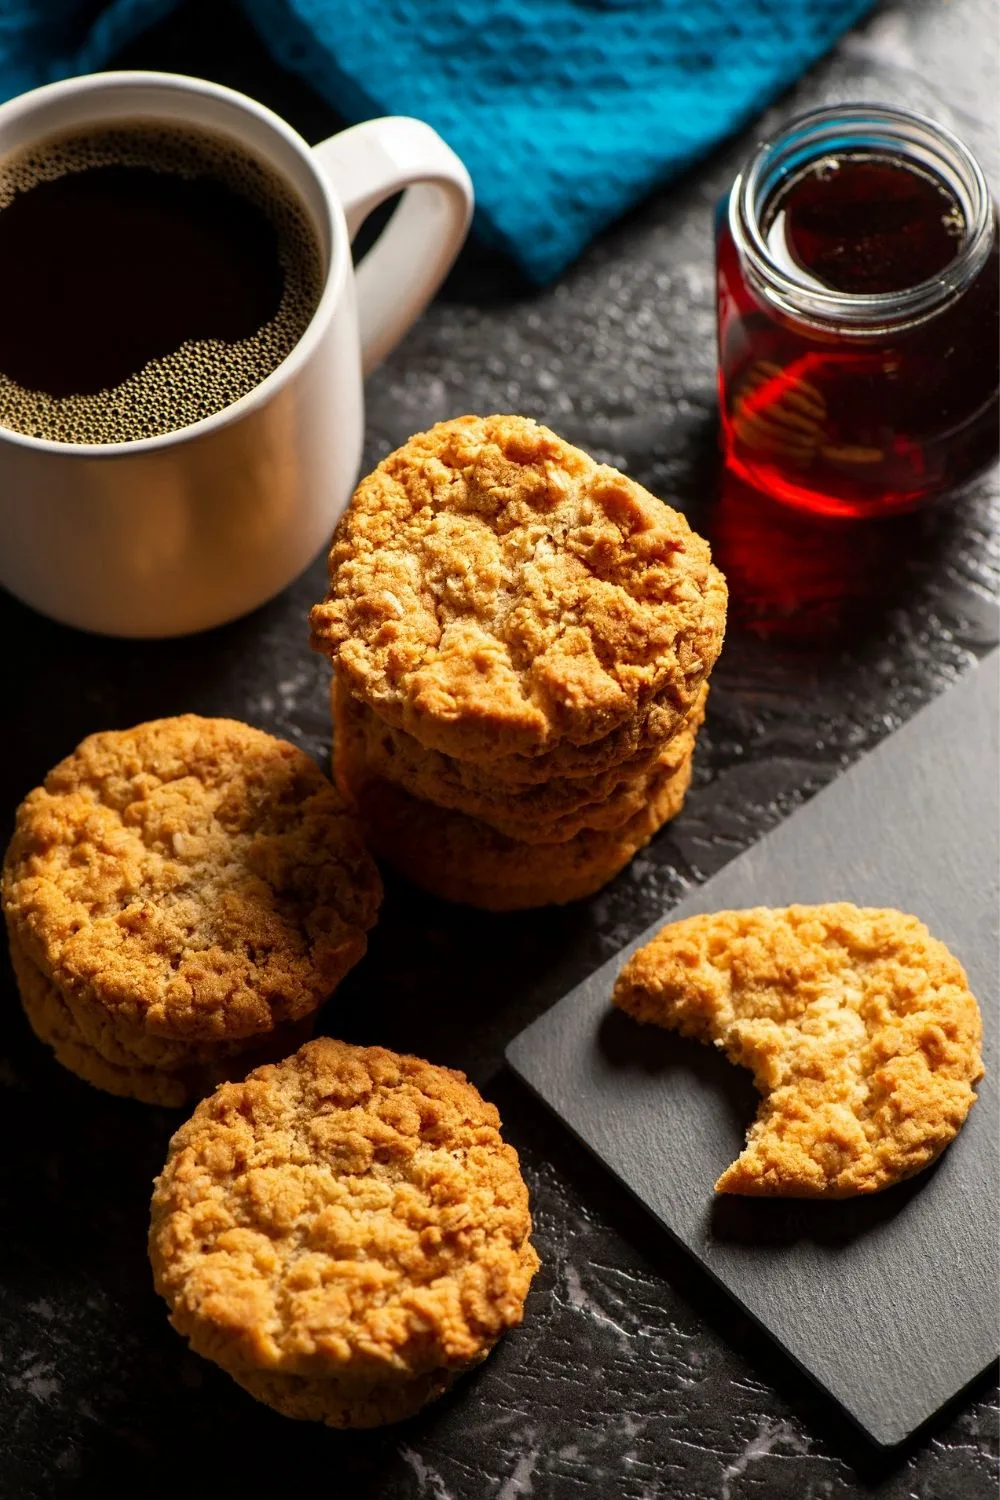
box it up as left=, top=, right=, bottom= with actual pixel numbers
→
left=716, top=104, right=999, bottom=517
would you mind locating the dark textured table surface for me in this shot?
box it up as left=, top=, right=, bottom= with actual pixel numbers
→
left=1, top=2, right=997, bottom=1497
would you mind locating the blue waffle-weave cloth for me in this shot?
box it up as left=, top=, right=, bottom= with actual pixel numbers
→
left=0, top=0, right=875, bottom=282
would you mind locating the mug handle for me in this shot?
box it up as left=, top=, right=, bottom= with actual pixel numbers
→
left=313, top=117, right=474, bottom=376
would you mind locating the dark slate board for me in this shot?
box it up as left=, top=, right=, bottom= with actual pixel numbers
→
left=506, top=650, right=999, bottom=1450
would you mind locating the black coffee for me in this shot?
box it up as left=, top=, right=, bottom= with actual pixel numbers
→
left=0, top=124, right=324, bottom=443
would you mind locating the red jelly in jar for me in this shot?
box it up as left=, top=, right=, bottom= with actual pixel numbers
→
left=716, top=105, right=999, bottom=517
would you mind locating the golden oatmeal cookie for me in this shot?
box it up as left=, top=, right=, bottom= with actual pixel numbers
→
left=9, top=934, right=314, bottom=1108
left=149, top=1038, right=539, bottom=1427
left=310, top=415, right=727, bottom=764
left=332, top=673, right=706, bottom=841
left=469, top=676, right=715, bottom=786
left=613, top=904, right=984, bottom=1197
left=338, top=752, right=693, bottom=910
left=2, top=716, right=382, bottom=1047
left=453, top=676, right=711, bottom=787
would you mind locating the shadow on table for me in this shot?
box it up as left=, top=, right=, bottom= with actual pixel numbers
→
left=707, top=466, right=985, bottom=649
left=494, top=1068, right=995, bottom=1488
left=598, top=1002, right=758, bottom=1138
left=0, top=572, right=320, bottom=813
left=710, top=1164, right=939, bottom=1249
left=318, top=869, right=606, bottom=1073
left=0, top=914, right=580, bottom=1500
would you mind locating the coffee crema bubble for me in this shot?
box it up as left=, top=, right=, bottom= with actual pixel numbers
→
left=0, top=124, right=324, bottom=444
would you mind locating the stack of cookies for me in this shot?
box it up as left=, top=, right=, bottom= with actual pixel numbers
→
left=311, top=414, right=727, bottom=909
left=2, top=715, right=382, bottom=1105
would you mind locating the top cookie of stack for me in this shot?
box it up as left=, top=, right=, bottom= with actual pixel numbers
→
left=311, top=415, right=727, bottom=908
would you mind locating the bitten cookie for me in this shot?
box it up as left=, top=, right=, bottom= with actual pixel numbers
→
left=613, top=904, right=984, bottom=1197
left=310, top=414, right=727, bottom=764
left=149, top=1038, right=540, bottom=1426
left=2, top=716, right=382, bottom=1103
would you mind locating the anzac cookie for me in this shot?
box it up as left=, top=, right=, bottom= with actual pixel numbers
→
left=337, top=752, right=694, bottom=910
left=2, top=716, right=382, bottom=1102
left=310, top=414, right=727, bottom=764
left=8, top=934, right=314, bottom=1108
left=441, top=675, right=710, bottom=788
left=332, top=674, right=706, bottom=841
left=614, top=904, right=984, bottom=1197
left=149, top=1038, right=539, bottom=1427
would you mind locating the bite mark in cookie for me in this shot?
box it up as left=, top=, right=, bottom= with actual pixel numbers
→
left=613, top=904, right=983, bottom=1197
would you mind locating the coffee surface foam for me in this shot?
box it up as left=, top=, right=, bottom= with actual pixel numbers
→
left=0, top=124, right=323, bottom=444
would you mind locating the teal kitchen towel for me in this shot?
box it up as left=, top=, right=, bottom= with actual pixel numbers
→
left=0, top=0, right=876, bottom=282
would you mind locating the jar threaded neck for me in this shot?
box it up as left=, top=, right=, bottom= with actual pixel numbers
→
left=730, top=104, right=994, bottom=333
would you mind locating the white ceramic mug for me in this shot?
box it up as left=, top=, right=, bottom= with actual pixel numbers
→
left=0, top=71, right=473, bottom=637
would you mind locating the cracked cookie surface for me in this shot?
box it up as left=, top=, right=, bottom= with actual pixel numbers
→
left=614, top=904, right=983, bottom=1197
left=149, top=1038, right=539, bottom=1425
left=2, top=715, right=382, bottom=1043
left=310, top=414, right=726, bottom=763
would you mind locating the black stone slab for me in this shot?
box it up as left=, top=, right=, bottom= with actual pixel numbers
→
left=1, top=4, right=996, bottom=1496
left=507, top=651, right=999, bottom=1450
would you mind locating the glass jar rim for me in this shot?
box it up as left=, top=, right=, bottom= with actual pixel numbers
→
left=730, top=103, right=995, bottom=331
